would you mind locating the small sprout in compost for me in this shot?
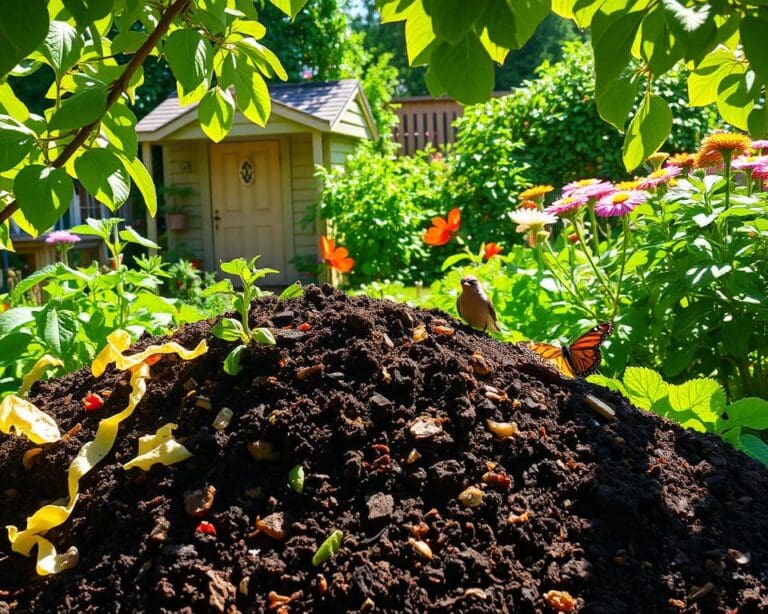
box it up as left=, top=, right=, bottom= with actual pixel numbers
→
left=312, top=529, right=344, bottom=566
left=408, top=538, right=433, bottom=559
left=195, top=521, right=217, bottom=536
left=288, top=464, right=305, bottom=493
left=458, top=486, right=484, bottom=507
left=82, top=393, right=104, bottom=413
left=212, top=407, right=233, bottom=431
left=543, top=589, right=576, bottom=612
left=486, top=419, right=518, bottom=439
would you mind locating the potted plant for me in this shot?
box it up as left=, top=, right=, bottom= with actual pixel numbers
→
left=160, top=185, right=193, bottom=231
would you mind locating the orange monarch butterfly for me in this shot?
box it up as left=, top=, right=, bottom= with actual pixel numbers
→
left=527, top=322, right=613, bottom=378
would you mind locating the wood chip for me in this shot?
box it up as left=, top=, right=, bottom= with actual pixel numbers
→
left=507, top=510, right=530, bottom=525
left=405, top=449, right=421, bottom=464
left=296, top=364, right=324, bottom=380
left=470, top=351, right=493, bottom=376
left=408, top=537, right=433, bottom=559
left=463, top=588, right=488, bottom=600
left=212, top=407, right=233, bottom=431
left=195, top=396, right=212, bottom=411
left=408, top=415, right=443, bottom=439
left=728, top=549, right=750, bottom=565
left=432, top=324, right=455, bottom=336
left=412, top=324, right=428, bottom=343
left=585, top=394, right=616, bottom=421
left=184, top=485, right=216, bottom=517
left=254, top=513, right=286, bottom=540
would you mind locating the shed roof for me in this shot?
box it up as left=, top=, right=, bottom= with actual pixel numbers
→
left=136, top=79, right=376, bottom=140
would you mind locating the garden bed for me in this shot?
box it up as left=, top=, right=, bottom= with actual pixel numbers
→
left=1, top=286, right=766, bottom=612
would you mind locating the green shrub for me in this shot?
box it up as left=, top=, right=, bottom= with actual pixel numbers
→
left=315, top=141, right=449, bottom=285
left=453, top=40, right=719, bottom=188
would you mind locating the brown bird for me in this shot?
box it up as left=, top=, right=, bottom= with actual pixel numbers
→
left=457, top=275, right=500, bottom=332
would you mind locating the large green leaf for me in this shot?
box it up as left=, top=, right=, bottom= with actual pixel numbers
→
left=592, top=8, right=645, bottom=90
left=0, top=0, right=49, bottom=76
left=622, top=94, right=672, bottom=171
left=741, top=12, right=768, bottom=83
left=40, top=20, right=82, bottom=80
left=717, top=72, right=756, bottom=131
left=725, top=397, right=768, bottom=430
left=268, top=0, right=309, bottom=19
left=118, top=154, right=157, bottom=216
left=430, top=34, right=494, bottom=105
left=0, top=82, right=29, bottom=120
left=403, top=1, right=435, bottom=66
left=14, top=165, right=73, bottom=236
left=738, top=434, right=768, bottom=466
left=0, top=307, right=36, bottom=335
left=119, top=226, right=159, bottom=249
left=62, top=0, right=114, bottom=27
left=101, top=102, right=137, bottom=157
left=233, top=61, right=271, bottom=127
left=75, top=149, right=130, bottom=210
left=423, top=0, right=487, bottom=45
left=0, top=332, right=33, bottom=364
left=38, top=305, right=78, bottom=357
left=667, top=378, right=724, bottom=425
left=0, top=116, right=36, bottom=171
left=748, top=104, right=768, bottom=139
left=688, top=47, right=744, bottom=107
left=165, top=29, right=212, bottom=96
left=623, top=366, right=668, bottom=411
left=199, top=87, right=235, bottom=143
left=639, top=6, right=683, bottom=75
left=48, top=86, right=108, bottom=131
left=596, top=75, right=639, bottom=131
left=506, top=0, right=551, bottom=49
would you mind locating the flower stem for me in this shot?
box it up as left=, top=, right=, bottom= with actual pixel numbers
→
left=573, top=220, right=613, bottom=298
left=588, top=206, right=601, bottom=256
left=611, top=217, right=631, bottom=320
left=723, top=151, right=732, bottom=209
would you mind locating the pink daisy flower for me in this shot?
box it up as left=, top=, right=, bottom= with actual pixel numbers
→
left=750, top=140, right=768, bottom=153
left=45, top=230, right=81, bottom=245
left=545, top=193, right=589, bottom=216
left=732, top=155, right=768, bottom=172
left=562, top=179, right=615, bottom=200
left=637, top=166, right=681, bottom=190
left=752, top=164, right=768, bottom=181
left=595, top=190, right=649, bottom=217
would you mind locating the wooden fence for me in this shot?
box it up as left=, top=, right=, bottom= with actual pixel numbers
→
left=391, top=96, right=464, bottom=155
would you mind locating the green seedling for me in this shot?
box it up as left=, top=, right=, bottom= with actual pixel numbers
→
left=312, top=529, right=343, bottom=567
left=203, top=257, right=277, bottom=375
left=288, top=464, right=305, bottom=493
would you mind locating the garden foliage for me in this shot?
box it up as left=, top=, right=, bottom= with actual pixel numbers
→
left=589, top=366, right=768, bottom=467
left=378, top=0, right=768, bottom=169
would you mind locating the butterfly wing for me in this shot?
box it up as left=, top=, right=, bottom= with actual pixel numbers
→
left=565, top=322, right=613, bottom=377
left=527, top=342, right=575, bottom=378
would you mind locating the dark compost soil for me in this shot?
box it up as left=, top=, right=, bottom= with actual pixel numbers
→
left=1, top=286, right=767, bottom=613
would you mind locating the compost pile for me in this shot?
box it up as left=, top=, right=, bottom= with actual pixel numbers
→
left=1, top=286, right=767, bottom=613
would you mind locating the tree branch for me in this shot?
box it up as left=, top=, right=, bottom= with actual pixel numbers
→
left=0, top=0, right=191, bottom=226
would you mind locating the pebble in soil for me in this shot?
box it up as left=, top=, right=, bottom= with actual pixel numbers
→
left=1, top=285, right=767, bottom=613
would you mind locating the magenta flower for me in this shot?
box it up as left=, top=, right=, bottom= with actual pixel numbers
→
left=545, top=192, right=589, bottom=216
left=752, top=164, right=768, bottom=181
left=637, top=166, right=681, bottom=190
left=750, top=140, right=768, bottom=154
left=45, top=230, right=81, bottom=245
left=562, top=179, right=615, bottom=200
left=595, top=190, right=649, bottom=217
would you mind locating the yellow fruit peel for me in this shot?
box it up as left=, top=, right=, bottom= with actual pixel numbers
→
left=6, top=332, right=208, bottom=576
left=123, top=423, right=192, bottom=471
left=19, top=355, right=64, bottom=396
left=0, top=395, right=61, bottom=444
left=92, top=329, right=208, bottom=377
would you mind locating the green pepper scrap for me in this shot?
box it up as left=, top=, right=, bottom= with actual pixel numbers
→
left=312, top=529, right=343, bottom=566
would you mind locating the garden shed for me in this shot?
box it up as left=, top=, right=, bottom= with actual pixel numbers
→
left=136, top=79, right=377, bottom=283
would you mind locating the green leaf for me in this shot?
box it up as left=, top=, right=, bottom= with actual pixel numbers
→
left=430, top=34, right=494, bottom=105
left=596, top=76, right=639, bottom=131
left=49, top=86, right=108, bottom=131
left=234, top=39, right=288, bottom=81
left=40, top=20, right=82, bottom=80
left=0, top=0, right=49, bottom=76
left=586, top=374, right=628, bottom=397
left=748, top=104, right=768, bottom=139
left=717, top=72, right=757, bottom=131
left=118, top=154, right=157, bottom=216
left=278, top=282, right=303, bottom=301
left=9, top=263, right=60, bottom=301
left=63, top=0, right=114, bottom=26
left=212, top=318, right=246, bottom=342
left=288, top=464, right=305, bottom=493
left=251, top=328, right=276, bottom=345
left=111, top=30, right=148, bottom=55
left=506, top=0, right=551, bottom=49
left=223, top=344, right=245, bottom=375
left=102, top=102, right=137, bottom=157
left=39, top=305, right=78, bottom=356
left=14, top=165, right=73, bottom=236
left=741, top=12, right=768, bottom=83
left=0, top=332, right=33, bottom=364
left=0, top=115, right=36, bottom=172
left=198, top=87, right=235, bottom=143
left=622, top=94, right=672, bottom=171
left=738, top=433, right=768, bottom=466
left=233, top=62, right=271, bottom=126
left=639, top=7, right=683, bottom=75
left=441, top=252, right=474, bottom=271
left=667, top=378, right=724, bottom=425
left=0, top=307, right=36, bottom=335
left=268, top=0, right=309, bottom=19
left=165, top=30, right=212, bottom=95
left=220, top=257, right=248, bottom=277
left=201, top=279, right=234, bottom=297
left=593, top=8, right=645, bottom=91
left=725, top=397, right=768, bottom=430
left=119, top=226, right=159, bottom=249
left=0, top=82, right=30, bottom=120
left=312, top=529, right=343, bottom=566
left=402, top=1, right=435, bottom=66
left=688, top=47, right=743, bottom=107
left=423, top=0, right=487, bottom=45
left=75, top=149, right=130, bottom=210
left=623, top=366, right=668, bottom=411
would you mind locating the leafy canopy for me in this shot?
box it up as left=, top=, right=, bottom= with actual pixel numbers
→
left=377, top=0, right=768, bottom=170
left=0, top=0, right=306, bottom=248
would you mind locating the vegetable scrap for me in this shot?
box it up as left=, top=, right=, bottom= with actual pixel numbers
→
left=288, top=464, right=305, bottom=493
left=543, top=589, right=576, bottom=612
left=0, top=395, right=61, bottom=444
left=312, top=529, right=343, bottom=566
left=122, top=423, right=193, bottom=471
left=195, top=521, right=217, bottom=536
left=82, top=393, right=104, bottom=413
left=19, top=355, right=64, bottom=396
left=184, top=485, right=216, bottom=517
left=458, top=486, right=484, bottom=507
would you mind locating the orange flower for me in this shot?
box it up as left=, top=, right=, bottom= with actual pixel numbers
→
left=695, top=132, right=751, bottom=167
left=320, top=236, right=354, bottom=273
left=519, top=199, right=538, bottom=210
left=483, top=242, right=503, bottom=260
left=424, top=208, right=460, bottom=246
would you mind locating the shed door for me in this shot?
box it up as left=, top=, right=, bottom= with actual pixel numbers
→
left=210, top=141, right=285, bottom=280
